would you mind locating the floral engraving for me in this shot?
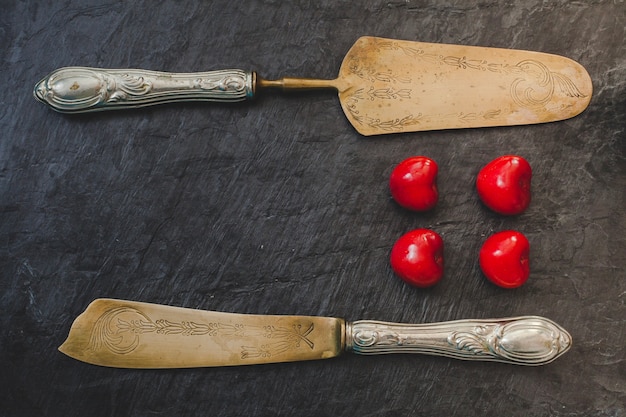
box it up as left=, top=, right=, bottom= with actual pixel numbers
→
left=347, top=58, right=411, bottom=84
left=88, top=306, right=314, bottom=359
left=192, top=74, right=247, bottom=92
left=447, top=324, right=500, bottom=355
left=510, top=60, right=587, bottom=108
left=242, top=323, right=315, bottom=359
left=104, top=73, right=153, bottom=103
left=446, top=320, right=572, bottom=364
left=363, top=86, right=411, bottom=100
left=350, top=317, right=571, bottom=365
left=439, top=56, right=525, bottom=75
left=343, top=52, right=417, bottom=131
left=372, top=38, right=588, bottom=108
left=344, top=88, right=421, bottom=131
left=457, top=109, right=502, bottom=122
left=373, top=39, right=440, bottom=62
left=366, top=115, right=423, bottom=131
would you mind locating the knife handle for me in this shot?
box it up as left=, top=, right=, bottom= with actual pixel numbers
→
left=33, top=67, right=256, bottom=113
left=346, top=316, right=571, bottom=366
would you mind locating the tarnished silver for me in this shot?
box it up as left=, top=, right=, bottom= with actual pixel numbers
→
left=33, top=67, right=255, bottom=113
left=346, top=316, right=571, bottom=366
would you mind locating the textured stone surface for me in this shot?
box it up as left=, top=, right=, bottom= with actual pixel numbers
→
left=1, top=1, right=625, bottom=416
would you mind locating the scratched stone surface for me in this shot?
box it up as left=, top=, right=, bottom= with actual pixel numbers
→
left=1, top=1, right=625, bottom=416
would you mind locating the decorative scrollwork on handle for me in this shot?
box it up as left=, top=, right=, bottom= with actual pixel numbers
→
left=34, top=67, right=255, bottom=113
left=346, top=316, right=571, bottom=366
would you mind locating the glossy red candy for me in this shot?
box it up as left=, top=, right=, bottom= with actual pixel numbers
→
left=390, top=229, right=444, bottom=288
left=476, top=155, right=531, bottom=215
left=389, top=156, right=438, bottom=211
left=479, top=230, right=530, bottom=289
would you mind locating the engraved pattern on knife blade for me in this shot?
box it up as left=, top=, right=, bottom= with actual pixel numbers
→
left=88, top=306, right=315, bottom=359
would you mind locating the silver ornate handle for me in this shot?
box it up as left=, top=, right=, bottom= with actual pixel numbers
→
left=346, top=316, right=571, bottom=366
left=33, top=67, right=256, bottom=113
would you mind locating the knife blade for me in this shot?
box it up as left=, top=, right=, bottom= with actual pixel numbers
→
left=34, top=36, right=592, bottom=135
left=59, top=299, right=572, bottom=368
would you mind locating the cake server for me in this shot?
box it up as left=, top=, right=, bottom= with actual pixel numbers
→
left=34, top=36, right=592, bottom=135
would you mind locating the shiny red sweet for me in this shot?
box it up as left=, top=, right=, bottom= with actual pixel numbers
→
left=479, top=230, right=530, bottom=289
left=389, top=156, right=438, bottom=211
left=476, top=155, right=531, bottom=215
left=390, top=229, right=444, bottom=288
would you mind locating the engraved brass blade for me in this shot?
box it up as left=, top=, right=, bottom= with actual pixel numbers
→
left=334, top=37, right=592, bottom=135
left=59, top=299, right=344, bottom=368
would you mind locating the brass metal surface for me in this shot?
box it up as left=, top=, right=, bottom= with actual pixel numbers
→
left=59, top=299, right=345, bottom=368
left=335, top=37, right=592, bottom=135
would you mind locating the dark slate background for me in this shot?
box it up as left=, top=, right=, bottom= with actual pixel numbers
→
left=1, top=1, right=625, bottom=416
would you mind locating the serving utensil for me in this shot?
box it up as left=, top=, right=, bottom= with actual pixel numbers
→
left=34, top=37, right=592, bottom=135
left=59, top=299, right=572, bottom=368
